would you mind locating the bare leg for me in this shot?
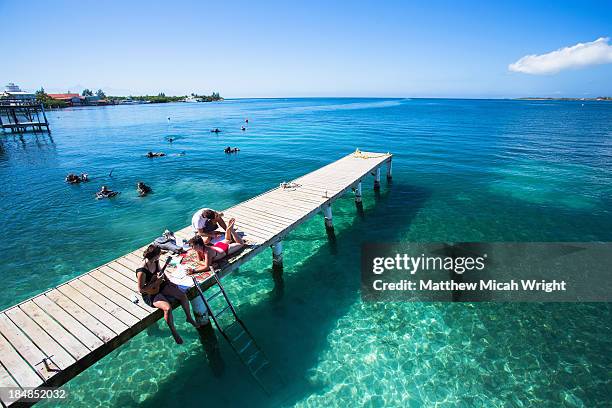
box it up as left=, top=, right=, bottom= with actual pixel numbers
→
left=223, top=218, right=236, bottom=241
left=229, top=224, right=244, bottom=245
left=154, top=298, right=183, bottom=344
left=163, top=284, right=201, bottom=328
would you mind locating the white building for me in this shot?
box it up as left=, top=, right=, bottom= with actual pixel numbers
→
left=2, top=83, right=36, bottom=101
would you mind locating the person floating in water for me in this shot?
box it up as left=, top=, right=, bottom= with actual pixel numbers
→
left=65, top=173, right=80, bottom=184
left=210, top=128, right=221, bottom=133
left=66, top=173, right=89, bottom=184
left=245, top=118, right=249, bottom=123
left=96, top=185, right=119, bottom=199
left=146, top=151, right=166, bottom=158
left=168, top=137, right=175, bottom=143
left=137, top=182, right=152, bottom=197
left=224, top=146, right=240, bottom=154
left=241, top=126, right=246, bottom=131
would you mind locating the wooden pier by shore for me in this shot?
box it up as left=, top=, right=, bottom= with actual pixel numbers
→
left=0, top=99, right=49, bottom=133
left=0, top=151, right=392, bottom=406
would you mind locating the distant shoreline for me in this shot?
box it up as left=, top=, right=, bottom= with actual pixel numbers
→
left=515, top=97, right=611, bottom=101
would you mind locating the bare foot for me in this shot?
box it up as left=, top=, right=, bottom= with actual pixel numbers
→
left=172, top=331, right=184, bottom=344
left=227, top=218, right=235, bottom=229
left=187, top=318, right=203, bottom=328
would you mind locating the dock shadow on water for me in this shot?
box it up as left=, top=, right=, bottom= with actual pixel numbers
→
left=135, top=183, right=430, bottom=408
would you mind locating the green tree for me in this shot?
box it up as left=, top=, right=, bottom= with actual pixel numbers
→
left=82, top=89, right=93, bottom=96
left=96, top=89, right=106, bottom=99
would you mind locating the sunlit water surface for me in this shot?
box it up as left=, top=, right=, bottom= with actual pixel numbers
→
left=0, top=98, right=610, bottom=407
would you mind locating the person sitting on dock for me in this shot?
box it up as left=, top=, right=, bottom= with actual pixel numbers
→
left=192, top=208, right=228, bottom=243
left=186, top=218, right=244, bottom=274
left=136, top=245, right=201, bottom=344
left=137, top=181, right=152, bottom=197
left=146, top=151, right=166, bottom=158
left=95, top=185, right=119, bottom=199
left=224, top=146, right=240, bottom=154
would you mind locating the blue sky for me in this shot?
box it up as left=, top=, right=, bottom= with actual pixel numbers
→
left=1, top=0, right=611, bottom=98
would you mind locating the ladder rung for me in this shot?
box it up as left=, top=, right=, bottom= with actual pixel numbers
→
left=231, top=330, right=246, bottom=343
left=223, top=320, right=240, bottom=332
left=252, top=360, right=269, bottom=374
left=215, top=305, right=232, bottom=318
left=239, top=340, right=253, bottom=354
left=207, top=290, right=223, bottom=302
left=246, top=350, right=261, bottom=365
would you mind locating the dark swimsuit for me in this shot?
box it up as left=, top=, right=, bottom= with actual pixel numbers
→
left=136, top=262, right=166, bottom=307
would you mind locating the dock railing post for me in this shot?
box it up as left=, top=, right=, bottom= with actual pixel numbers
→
left=374, top=168, right=381, bottom=191
left=386, top=159, right=392, bottom=180
left=323, top=204, right=334, bottom=232
left=272, top=241, right=283, bottom=272
left=354, top=181, right=362, bottom=203
left=190, top=293, right=210, bottom=326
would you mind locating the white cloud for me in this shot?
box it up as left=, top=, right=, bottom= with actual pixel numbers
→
left=508, top=37, right=612, bottom=75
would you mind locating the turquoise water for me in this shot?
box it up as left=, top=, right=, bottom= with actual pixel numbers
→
left=1, top=98, right=610, bottom=407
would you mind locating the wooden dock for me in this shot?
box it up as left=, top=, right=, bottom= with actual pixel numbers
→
left=0, top=100, right=50, bottom=133
left=0, top=150, right=392, bottom=406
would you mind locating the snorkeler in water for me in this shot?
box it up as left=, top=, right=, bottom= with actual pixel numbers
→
left=146, top=151, right=166, bottom=158
left=96, top=185, right=120, bottom=199
left=137, top=182, right=152, bottom=197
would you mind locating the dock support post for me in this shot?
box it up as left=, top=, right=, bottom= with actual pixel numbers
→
left=190, top=295, right=210, bottom=326
left=272, top=241, right=283, bottom=272
left=374, top=168, right=381, bottom=191
left=323, top=204, right=334, bottom=232
left=386, top=159, right=392, bottom=180
left=354, top=182, right=362, bottom=203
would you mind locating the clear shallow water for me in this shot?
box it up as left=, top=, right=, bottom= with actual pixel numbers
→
left=1, top=98, right=610, bottom=407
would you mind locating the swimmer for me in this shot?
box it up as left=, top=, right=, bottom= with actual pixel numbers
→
left=210, top=128, right=221, bottom=133
left=146, top=151, right=166, bottom=158
left=80, top=173, right=89, bottom=182
left=241, top=126, right=246, bottom=131
left=96, top=185, right=120, bottom=199
left=65, top=173, right=80, bottom=184
left=224, top=146, right=240, bottom=154
left=137, top=182, right=152, bottom=197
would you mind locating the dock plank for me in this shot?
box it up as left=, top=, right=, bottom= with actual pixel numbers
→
left=19, top=302, right=90, bottom=361
left=45, top=290, right=117, bottom=342
left=79, top=275, right=151, bottom=320
left=0, top=313, right=51, bottom=381
left=55, top=286, right=129, bottom=335
left=0, top=363, right=20, bottom=407
left=66, top=280, right=140, bottom=326
left=4, top=307, right=75, bottom=372
left=0, top=328, right=42, bottom=388
left=32, top=296, right=104, bottom=351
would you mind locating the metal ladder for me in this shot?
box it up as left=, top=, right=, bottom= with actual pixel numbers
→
left=192, top=270, right=282, bottom=395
